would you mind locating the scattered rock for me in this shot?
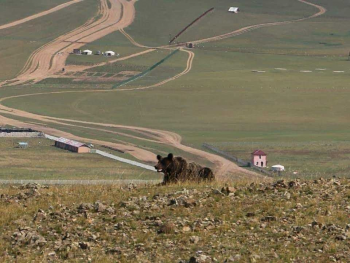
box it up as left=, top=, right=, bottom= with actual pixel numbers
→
left=190, top=236, right=200, bottom=244
left=159, top=222, right=175, bottom=234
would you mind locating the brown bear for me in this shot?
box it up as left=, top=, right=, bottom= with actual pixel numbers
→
left=155, top=153, right=215, bottom=184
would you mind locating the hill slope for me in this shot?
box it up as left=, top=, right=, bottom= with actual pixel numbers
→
left=1, top=178, right=349, bottom=262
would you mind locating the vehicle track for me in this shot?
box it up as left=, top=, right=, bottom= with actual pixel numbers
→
left=0, top=0, right=136, bottom=87
left=190, top=0, right=326, bottom=44
left=0, top=0, right=84, bottom=31
left=0, top=103, right=258, bottom=178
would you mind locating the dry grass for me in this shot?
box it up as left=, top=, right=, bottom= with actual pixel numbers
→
left=1, top=178, right=350, bottom=262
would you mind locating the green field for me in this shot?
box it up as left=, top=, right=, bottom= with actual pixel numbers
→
left=0, top=0, right=71, bottom=25
left=127, top=0, right=315, bottom=47
left=210, top=141, right=350, bottom=178
left=0, top=138, right=160, bottom=180
left=0, top=0, right=98, bottom=81
left=1, top=0, right=350, bottom=179
left=66, top=31, right=146, bottom=66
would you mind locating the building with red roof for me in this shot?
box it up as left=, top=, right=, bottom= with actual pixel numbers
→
left=54, top=137, right=90, bottom=153
left=251, top=150, right=267, bottom=168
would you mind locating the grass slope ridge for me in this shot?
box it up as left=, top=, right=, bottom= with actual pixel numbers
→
left=1, top=178, right=350, bottom=262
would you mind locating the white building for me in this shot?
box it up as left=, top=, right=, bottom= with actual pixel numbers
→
left=228, top=7, right=240, bottom=13
left=82, top=50, right=92, bottom=55
left=105, top=51, right=115, bottom=56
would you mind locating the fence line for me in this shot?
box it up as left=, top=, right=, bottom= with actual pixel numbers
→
left=94, top=150, right=157, bottom=172
left=112, top=49, right=180, bottom=89
left=202, top=143, right=272, bottom=176
left=169, top=8, right=214, bottom=44
left=44, top=134, right=157, bottom=172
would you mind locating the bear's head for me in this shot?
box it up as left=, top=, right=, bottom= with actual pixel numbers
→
left=155, top=153, right=174, bottom=173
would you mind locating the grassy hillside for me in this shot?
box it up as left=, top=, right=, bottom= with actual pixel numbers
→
left=1, top=178, right=350, bottom=262
left=3, top=48, right=350, bottom=175
left=5, top=51, right=350, bottom=140
left=66, top=31, right=146, bottom=66
left=210, top=141, right=350, bottom=179
left=0, top=0, right=98, bottom=81
left=202, top=0, right=350, bottom=56
left=0, top=0, right=70, bottom=25
left=127, top=0, right=316, bottom=46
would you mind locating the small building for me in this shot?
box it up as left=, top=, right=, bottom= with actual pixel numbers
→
left=272, top=165, right=285, bottom=172
left=251, top=150, right=267, bottom=168
left=73, top=49, right=81, bottom=55
left=54, top=137, right=90, bottom=153
left=228, top=7, right=240, bottom=13
left=0, top=127, right=43, bottom=138
left=105, top=51, right=115, bottom=56
left=82, top=50, right=93, bottom=55
left=95, top=50, right=101, bottom=55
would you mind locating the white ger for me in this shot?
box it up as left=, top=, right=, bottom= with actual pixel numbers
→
left=105, top=51, right=115, bottom=56
left=82, top=50, right=92, bottom=55
left=272, top=165, right=285, bottom=172
left=228, top=7, right=240, bottom=13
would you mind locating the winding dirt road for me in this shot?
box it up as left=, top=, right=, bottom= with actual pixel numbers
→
left=0, top=102, right=257, bottom=178
left=0, top=0, right=327, bottom=179
left=190, top=0, right=326, bottom=44
left=0, top=0, right=84, bottom=31
left=0, top=0, right=136, bottom=87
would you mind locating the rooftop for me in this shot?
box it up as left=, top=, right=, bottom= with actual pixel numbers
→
left=251, top=150, right=267, bottom=156
left=55, top=137, right=88, bottom=148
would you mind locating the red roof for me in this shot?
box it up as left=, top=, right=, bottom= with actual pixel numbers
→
left=251, top=150, right=267, bottom=156
left=56, top=137, right=88, bottom=148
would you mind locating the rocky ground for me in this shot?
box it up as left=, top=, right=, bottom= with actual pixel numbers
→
left=1, top=178, right=350, bottom=262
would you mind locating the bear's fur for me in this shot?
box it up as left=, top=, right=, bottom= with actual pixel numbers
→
left=155, top=153, right=215, bottom=184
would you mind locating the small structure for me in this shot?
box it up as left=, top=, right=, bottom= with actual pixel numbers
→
left=73, top=49, right=81, bottom=55
left=105, top=51, right=115, bottom=57
left=18, top=142, right=28, bottom=148
left=228, top=7, right=240, bottom=13
left=95, top=50, right=101, bottom=55
left=251, top=150, right=267, bottom=168
left=54, top=137, right=90, bottom=153
left=272, top=165, right=285, bottom=172
left=0, top=128, right=43, bottom=138
left=82, top=50, right=93, bottom=55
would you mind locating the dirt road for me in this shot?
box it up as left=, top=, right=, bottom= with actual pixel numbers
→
left=190, top=0, right=327, bottom=44
left=0, top=100, right=258, bottom=178
left=0, top=0, right=137, bottom=87
left=0, top=0, right=84, bottom=31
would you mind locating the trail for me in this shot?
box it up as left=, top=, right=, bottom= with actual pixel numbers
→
left=64, top=49, right=156, bottom=73
left=190, top=0, right=326, bottom=44
left=122, top=48, right=195, bottom=91
left=0, top=0, right=84, bottom=30
left=0, top=104, right=258, bottom=178
left=0, top=0, right=137, bottom=87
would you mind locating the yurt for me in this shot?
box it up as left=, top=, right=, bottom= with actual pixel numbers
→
left=271, top=165, right=285, bottom=172
left=82, top=50, right=92, bottom=55
left=105, top=51, right=115, bottom=56
left=228, top=7, right=240, bottom=13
